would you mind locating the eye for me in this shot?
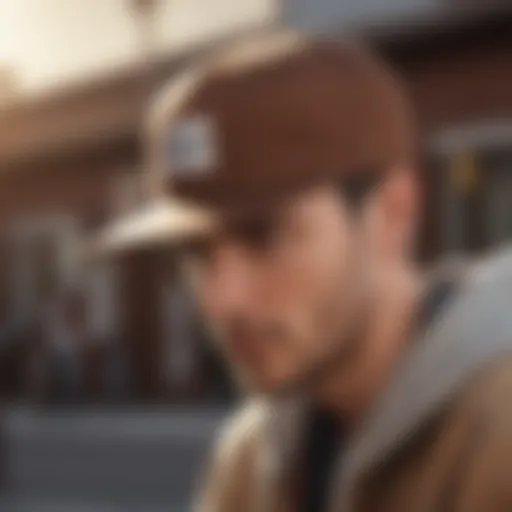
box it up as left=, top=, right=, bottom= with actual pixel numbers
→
left=231, top=216, right=279, bottom=251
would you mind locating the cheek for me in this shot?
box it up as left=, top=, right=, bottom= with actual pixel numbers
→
left=266, top=217, right=350, bottom=318
left=260, top=228, right=351, bottom=359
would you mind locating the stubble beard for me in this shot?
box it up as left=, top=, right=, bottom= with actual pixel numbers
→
left=218, top=238, right=373, bottom=401
left=263, top=257, right=373, bottom=401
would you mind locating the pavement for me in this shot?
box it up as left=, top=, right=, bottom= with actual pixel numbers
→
left=0, top=406, right=231, bottom=512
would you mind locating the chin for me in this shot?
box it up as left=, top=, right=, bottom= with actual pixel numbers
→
left=236, top=368, right=302, bottom=398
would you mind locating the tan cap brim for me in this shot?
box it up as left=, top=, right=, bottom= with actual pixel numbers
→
left=85, top=199, right=216, bottom=260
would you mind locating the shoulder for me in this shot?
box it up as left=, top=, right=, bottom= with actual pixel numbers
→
left=195, top=400, right=271, bottom=512
left=445, top=355, right=512, bottom=439
left=215, top=399, right=270, bottom=465
left=445, top=357, right=512, bottom=511
left=462, top=355, right=512, bottom=418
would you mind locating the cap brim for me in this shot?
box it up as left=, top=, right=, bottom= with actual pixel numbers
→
left=85, top=199, right=217, bottom=260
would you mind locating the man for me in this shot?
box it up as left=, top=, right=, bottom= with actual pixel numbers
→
left=92, top=30, right=512, bottom=511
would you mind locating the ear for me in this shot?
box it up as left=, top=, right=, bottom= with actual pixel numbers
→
left=377, top=166, right=419, bottom=259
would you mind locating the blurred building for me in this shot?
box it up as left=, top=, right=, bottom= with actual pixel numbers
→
left=0, top=39, right=241, bottom=403
left=0, top=3, right=511, bottom=403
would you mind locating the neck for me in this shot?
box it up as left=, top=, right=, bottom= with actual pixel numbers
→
left=312, top=266, right=426, bottom=430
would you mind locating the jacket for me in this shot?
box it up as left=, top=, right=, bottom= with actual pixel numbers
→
left=196, top=248, right=512, bottom=512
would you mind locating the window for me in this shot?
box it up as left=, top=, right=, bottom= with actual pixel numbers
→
left=160, top=276, right=199, bottom=389
left=482, top=152, right=512, bottom=247
left=9, top=216, right=80, bottom=321
left=85, top=263, right=119, bottom=339
left=431, top=122, right=512, bottom=255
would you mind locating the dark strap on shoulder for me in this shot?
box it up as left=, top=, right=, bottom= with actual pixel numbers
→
left=416, top=259, right=467, bottom=336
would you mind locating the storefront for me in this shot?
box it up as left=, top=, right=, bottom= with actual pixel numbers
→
left=0, top=13, right=511, bottom=403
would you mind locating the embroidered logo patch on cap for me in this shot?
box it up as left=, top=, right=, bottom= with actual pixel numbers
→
left=166, top=115, right=218, bottom=178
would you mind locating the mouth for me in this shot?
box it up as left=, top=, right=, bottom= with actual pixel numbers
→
left=228, top=334, right=268, bottom=366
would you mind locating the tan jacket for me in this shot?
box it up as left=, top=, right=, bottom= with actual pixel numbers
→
left=197, top=251, right=512, bottom=512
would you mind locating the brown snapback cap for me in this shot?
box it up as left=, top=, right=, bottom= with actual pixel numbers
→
left=90, top=29, right=415, bottom=257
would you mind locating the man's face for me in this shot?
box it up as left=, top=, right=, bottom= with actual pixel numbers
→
left=184, top=185, right=373, bottom=395
left=187, top=161, right=421, bottom=397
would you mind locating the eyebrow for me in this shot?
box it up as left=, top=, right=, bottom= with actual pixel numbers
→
left=178, top=210, right=280, bottom=257
left=224, top=210, right=279, bottom=237
left=338, top=167, right=389, bottom=207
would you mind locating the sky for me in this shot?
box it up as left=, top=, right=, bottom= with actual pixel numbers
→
left=0, top=0, right=276, bottom=95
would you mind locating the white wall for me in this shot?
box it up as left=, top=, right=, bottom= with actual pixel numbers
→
left=0, top=0, right=277, bottom=95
